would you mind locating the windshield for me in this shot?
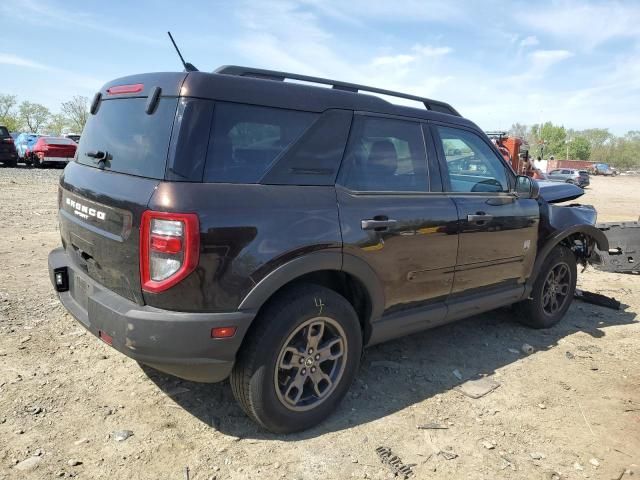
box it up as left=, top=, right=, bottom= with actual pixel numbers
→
left=76, top=97, right=178, bottom=179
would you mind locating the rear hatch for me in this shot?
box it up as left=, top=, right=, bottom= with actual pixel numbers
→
left=578, top=170, right=590, bottom=183
left=59, top=73, right=186, bottom=304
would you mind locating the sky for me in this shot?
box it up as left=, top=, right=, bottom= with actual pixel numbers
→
left=1, top=0, right=639, bottom=135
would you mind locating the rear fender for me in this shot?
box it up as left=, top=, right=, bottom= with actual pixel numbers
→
left=238, top=251, right=385, bottom=326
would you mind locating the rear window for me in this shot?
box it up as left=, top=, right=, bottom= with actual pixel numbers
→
left=44, top=137, right=76, bottom=145
left=203, top=102, right=317, bottom=183
left=76, top=97, right=178, bottom=179
left=0, top=127, right=9, bottom=137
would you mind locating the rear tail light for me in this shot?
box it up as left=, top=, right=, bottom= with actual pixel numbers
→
left=140, top=211, right=199, bottom=292
left=2, top=138, right=13, bottom=144
left=98, top=330, right=113, bottom=346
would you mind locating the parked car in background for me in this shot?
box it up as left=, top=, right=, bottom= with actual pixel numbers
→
left=591, top=163, right=617, bottom=176
left=0, top=126, right=19, bottom=167
left=63, top=133, right=81, bottom=143
left=547, top=168, right=590, bottom=187
left=31, top=136, right=77, bottom=167
left=14, top=133, right=42, bottom=160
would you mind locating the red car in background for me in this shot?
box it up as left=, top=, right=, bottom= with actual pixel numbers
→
left=30, top=136, right=77, bottom=168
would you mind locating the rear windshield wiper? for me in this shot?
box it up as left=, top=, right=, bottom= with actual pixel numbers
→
left=86, top=150, right=106, bottom=160
left=85, top=150, right=111, bottom=169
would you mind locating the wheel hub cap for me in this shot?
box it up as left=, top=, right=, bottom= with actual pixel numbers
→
left=542, top=262, right=571, bottom=316
left=274, top=317, right=348, bottom=412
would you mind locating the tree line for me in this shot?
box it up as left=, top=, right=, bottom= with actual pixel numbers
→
left=1, top=92, right=637, bottom=169
left=0, top=93, right=89, bottom=135
left=509, top=122, right=640, bottom=169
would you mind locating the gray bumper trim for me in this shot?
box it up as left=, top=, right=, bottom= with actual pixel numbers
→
left=48, top=247, right=255, bottom=382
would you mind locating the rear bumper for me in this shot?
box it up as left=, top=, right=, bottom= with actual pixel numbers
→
left=40, top=156, right=72, bottom=163
left=0, top=152, right=18, bottom=161
left=48, top=247, right=255, bottom=382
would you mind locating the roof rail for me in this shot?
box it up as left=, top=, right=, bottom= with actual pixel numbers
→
left=214, top=65, right=461, bottom=117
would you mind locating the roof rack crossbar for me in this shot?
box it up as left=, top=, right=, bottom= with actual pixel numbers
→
left=214, top=65, right=460, bottom=116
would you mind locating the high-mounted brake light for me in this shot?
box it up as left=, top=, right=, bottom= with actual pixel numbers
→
left=140, top=211, right=199, bottom=293
left=107, top=83, right=144, bottom=95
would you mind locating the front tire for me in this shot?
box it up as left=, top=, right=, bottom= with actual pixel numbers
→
left=516, top=246, right=577, bottom=329
left=230, top=284, right=362, bottom=433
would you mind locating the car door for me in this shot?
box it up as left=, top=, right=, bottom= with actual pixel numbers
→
left=430, top=123, right=539, bottom=300
left=547, top=169, right=561, bottom=181
left=337, top=114, right=458, bottom=321
left=565, top=169, right=578, bottom=183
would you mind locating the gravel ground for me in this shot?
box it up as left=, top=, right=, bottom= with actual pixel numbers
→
left=0, top=167, right=638, bottom=480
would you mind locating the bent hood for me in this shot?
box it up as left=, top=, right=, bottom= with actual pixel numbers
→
left=537, top=181, right=585, bottom=203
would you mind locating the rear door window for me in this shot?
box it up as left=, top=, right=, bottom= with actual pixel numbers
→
left=338, top=115, right=429, bottom=192
left=0, top=127, right=9, bottom=138
left=203, top=102, right=317, bottom=183
left=76, top=97, right=178, bottom=179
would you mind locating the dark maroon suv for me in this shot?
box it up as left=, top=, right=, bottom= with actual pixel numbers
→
left=49, top=66, right=607, bottom=432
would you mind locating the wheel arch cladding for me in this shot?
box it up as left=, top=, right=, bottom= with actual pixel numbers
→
left=238, top=251, right=384, bottom=345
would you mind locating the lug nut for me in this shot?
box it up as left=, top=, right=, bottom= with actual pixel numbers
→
left=308, top=348, right=314, bottom=354
left=315, top=354, right=320, bottom=360
left=299, top=358, right=304, bottom=364
left=311, top=367, right=316, bottom=373
left=301, top=368, right=306, bottom=375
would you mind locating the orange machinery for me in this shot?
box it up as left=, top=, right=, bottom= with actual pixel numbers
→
left=485, top=131, right=532, bottom=176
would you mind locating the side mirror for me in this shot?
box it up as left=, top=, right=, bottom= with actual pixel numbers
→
left=515, top=175, right=539, bottom=200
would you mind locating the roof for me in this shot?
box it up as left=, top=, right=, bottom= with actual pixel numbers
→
left=99, top=68, right=479, bottom=131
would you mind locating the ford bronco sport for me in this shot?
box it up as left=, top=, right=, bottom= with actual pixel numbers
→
left=49, top=66, right=608, bottom=433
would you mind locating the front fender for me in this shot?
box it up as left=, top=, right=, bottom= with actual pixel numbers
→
left=526, top=223, right=608, bottom=296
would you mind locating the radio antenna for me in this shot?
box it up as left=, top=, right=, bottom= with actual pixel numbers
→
left=167, top=31, right=198, bottom=72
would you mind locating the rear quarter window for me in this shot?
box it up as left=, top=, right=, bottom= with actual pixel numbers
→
left=203, top=102, right=317, bottom=183
left=0, top=127, right=9, bottom=137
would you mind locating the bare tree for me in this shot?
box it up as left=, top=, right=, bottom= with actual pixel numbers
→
left=47, top=113, right=68, bottom=136
left=61, top=96, right=89, bottom=133
left=19, top=101, right=51, bottom=133
left=509, top=122, right=530, bottom=140
left=0, top=94, right=19, bottom=131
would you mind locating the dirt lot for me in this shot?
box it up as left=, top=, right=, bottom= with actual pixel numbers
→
left=0, top=170, right=638, bottom=480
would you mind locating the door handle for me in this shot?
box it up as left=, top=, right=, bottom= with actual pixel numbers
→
left=361, top=218, right=397, bottom=230
left=467, top=213, right=493, bottom=223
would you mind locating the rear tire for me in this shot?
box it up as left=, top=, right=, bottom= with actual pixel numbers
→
left=516, top=246, right=577, bottom=329
left=230, top=284, right=362, bottom=433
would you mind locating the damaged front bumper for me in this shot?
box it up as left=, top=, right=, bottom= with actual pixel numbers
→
left=595, top=221, right=640, bottom=273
